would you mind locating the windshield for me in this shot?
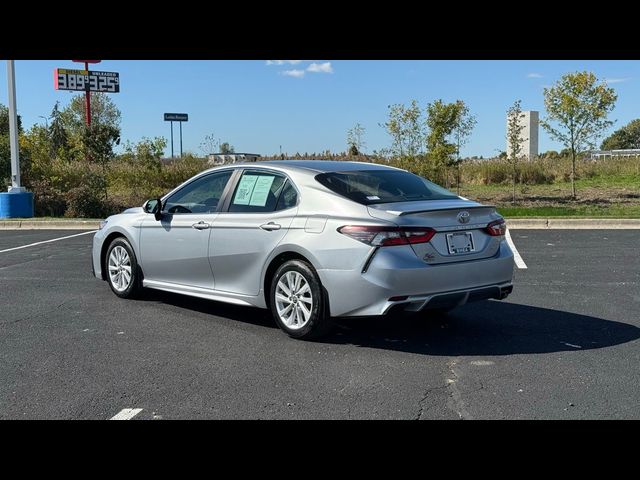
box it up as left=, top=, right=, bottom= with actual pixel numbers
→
left=315, top=170, right=459, bottom=205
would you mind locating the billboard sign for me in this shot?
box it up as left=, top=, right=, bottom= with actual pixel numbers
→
left=54, top=69, right=120, bottom=93
left=164, top=113, right=189, bottom=122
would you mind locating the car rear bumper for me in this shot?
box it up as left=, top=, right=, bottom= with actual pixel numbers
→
left=317, top=240, right=514, bottom=317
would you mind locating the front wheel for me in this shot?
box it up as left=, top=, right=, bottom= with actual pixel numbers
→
left=106, top=237, right=142, bottom=299
left=270, top=260, right=333, bottom=340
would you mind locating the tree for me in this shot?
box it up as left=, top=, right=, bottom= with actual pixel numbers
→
left=382, top=101, right=423, bottom=158
left=61, top=92, right=121, bottom=133
left=219, top=142, right=235, bottom=154
left=451, top=100, right=477, bottom=193
left=425, top=99, right=459, bottom=185
left=347, top=123, right=366, bottom=156
left=61, top=93, right=121, bottom=162
left=541, top=71, right=617, bottom=198
left=506, top=100, right=527, bottom=203
left=600, top=119, right=640, bottom=150
left=48, top=101, right=68, bottom=156
left=0, top=104, right=22, bottom=134
left=0, top=104, right=23, bottom=183
left=121, top=137, right=167, bottom=169
left=199, top=132, right=219, bottom=156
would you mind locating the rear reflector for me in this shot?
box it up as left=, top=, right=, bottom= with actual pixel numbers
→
left=388, top=296, right=408, bottom=302
left=338, top=225, right=436, bottom=247
left=485, top=219, right=507, bottom=236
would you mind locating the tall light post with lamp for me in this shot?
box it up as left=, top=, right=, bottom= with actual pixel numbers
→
left=0, top=60, right=34, bottom=219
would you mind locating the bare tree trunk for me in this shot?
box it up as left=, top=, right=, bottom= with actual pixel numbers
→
left=512, top=164, right=516, bottom=204
left=457, top=163, right=461, bottom=195
left=571, top=147, right=576, bottom=198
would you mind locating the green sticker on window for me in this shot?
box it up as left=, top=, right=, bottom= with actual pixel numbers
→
left=249, top=176, right=275, bottom=206
left=233, top=175, right=259, bottom=205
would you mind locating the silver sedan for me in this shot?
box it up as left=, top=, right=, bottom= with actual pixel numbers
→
left=92, top=161, right=514, bottom=339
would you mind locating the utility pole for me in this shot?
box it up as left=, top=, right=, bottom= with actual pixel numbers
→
left=1, top=61, right=33, bottom=218
left=85, top=61, right=91, bottom=126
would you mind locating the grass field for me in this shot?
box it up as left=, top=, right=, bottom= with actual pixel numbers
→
left=457, top=173, right=640, bottom=218
left=496, top=205, right=640, bottom=218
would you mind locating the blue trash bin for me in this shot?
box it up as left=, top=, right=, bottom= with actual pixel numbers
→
left=0, top=191, right=34, bottom=218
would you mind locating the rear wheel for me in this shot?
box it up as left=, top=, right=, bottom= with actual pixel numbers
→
left=270, top=260, right=333, bottom=339
left=106, top=237, right=142, bottom=299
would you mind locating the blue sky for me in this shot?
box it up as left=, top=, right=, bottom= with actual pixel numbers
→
left=1, top=60, right=638, bottom=158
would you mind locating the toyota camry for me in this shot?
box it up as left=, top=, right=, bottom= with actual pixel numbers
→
left=92, top=161, right=514, bottom=339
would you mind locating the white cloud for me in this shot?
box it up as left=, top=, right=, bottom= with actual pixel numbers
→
left=281, top=69, right=305, bottom=78
left=605, top=77, right=631, bottom=84
left=527, top=73, right=543, bottom=78
left=266, top=60, right=302, bottom=66
left=307, top=62, right=333, bottom=74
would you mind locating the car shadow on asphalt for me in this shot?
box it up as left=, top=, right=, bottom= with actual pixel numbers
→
left=138, top=289, right=277, bottom=329
left=138, top=291, right=639, bottom=356
left=328, top=301, right=640, bottom=356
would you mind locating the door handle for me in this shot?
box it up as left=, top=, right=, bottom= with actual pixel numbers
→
left=260, top=222, right=281, bottom=231
left=192, top=221, right=210, bottom=230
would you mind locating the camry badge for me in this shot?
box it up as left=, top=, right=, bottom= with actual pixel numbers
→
left=457, top=211, right=470, bottom=224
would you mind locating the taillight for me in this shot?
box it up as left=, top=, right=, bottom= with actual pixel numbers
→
left=338, top=225, right=436, bottom=247
left=485, top=219, right=507, bottom=236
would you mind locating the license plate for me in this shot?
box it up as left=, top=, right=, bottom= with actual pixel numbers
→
left=446, top=232, right=475, bottom=254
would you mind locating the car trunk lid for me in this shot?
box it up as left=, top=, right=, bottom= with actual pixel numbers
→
left=368, top=199, right=504, bottom=264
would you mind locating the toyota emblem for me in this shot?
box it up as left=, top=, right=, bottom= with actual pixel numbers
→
left=457, top=211, right=470, bottom=224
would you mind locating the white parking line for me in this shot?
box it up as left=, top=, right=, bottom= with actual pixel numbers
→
left=505, top=229, right=528, bottom=269
left=0, top=230, right=96, bottom=254
left=110, top=408, right=143, bottom=420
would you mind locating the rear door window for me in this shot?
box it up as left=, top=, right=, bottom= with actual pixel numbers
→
left=229, top=171, right=287, bottom=213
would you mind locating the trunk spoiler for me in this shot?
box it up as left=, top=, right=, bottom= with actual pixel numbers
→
left=380, top=205, right=497, bottom=216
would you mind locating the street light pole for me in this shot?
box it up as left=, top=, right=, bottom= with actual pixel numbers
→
left=7, top=60, right=23, bottom=192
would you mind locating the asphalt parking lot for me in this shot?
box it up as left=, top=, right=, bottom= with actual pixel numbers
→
left=0, top=229, right=638, bottom=419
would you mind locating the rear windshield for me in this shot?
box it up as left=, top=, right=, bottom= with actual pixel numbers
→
left=315, top=170, right=459, bottom=205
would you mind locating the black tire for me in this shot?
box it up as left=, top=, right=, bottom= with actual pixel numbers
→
left=105, top=237, right=142, bottom=299
left=270, top=260, right=333, bottom=340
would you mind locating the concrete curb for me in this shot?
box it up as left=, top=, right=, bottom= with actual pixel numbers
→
left=1, top=218, right=640, bottom=230
left=507, top=218, right=640, bottom=229
left=0, top=220, right=100, bottom=230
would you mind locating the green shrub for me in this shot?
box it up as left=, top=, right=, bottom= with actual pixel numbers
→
left=31, top=178, right=66, bottom=217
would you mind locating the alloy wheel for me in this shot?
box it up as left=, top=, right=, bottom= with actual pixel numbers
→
left=108, top=245, right=132, bottom=292
left=275, top=271, right=313, bottom=330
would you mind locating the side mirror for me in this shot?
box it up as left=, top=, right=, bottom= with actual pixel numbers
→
left=143, top=198, right=163, bottom=221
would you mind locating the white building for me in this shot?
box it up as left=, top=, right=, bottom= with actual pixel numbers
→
left=207, top=153, right=261, bottom=165
left=589, top=149, right=640, bottom=160
left=506, top=110, right=539, bottom=160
